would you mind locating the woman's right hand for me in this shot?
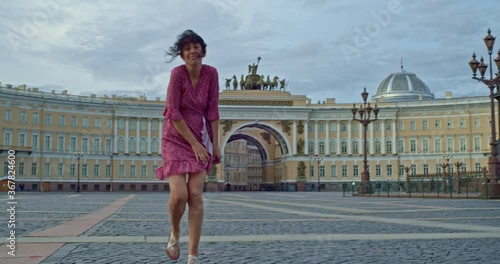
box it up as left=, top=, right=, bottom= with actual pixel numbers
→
left=191, top=141, right=210, bottom=164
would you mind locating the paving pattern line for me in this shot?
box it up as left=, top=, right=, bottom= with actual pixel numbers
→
left=265, top=193, right=306, bottom=198
left=214, top=199, right=500, bottom=233
left=9, top=232, right=500, bottom=244
left=0, top=194, right=135, bottom=264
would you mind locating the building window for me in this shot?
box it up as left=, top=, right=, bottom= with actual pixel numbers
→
left=474, top=136, right=481, bottom=151
left=118, top=119, right=124, bottom=129
left=475, top=162, right=482, bottom=172
left=399, top=165, right=404, bottom=176
left=376, top=165, right=381, bottom=176
left=140, top=138, right=147, bottom=153
left=105, top=138, right=112, bottom=152
left=341, top=139, right=347, bottom=153
left=82, top=117, right=89, bottom=127
left=119, top=165, right=125, bottom=178
left=329, top=122, right=336, bottom=132
left=319, top=123, right=324, bottom=132
left=118, top=137, right=124, bottom=152
left=423, top=164, right=429, bottom=175
left=341, top=122, right=347, bottom=132
left=129, top=137, right=136, bottom=153
left=130, top=165, right=136, bottom=178
left=386, top=138, right=392, bottom=153
left=474, top=118, right=480, bottom=128
left=330, top=165, right=337, bottom=177
left=375, top=139, right=381, bottom=153
left=307, top=123, right=312, bottom=132
left=387, top=164, right=392, bottom=176
left=4, top=132, right=12, bottom=146
left=71, top=116, right=77, bottom=127
left=386, top=121, right=392, bottom=131
left=447, top=138, right=454, bottom=152
left=410, top=121, right=416, bottom=131
left=106, top=118, right=112, bottom=129
left=374, top=121, right=380, bottom=131
left=460, top=137, right=467, bottom=152
left=94, top=118, right=100, bottom=128
left=106, top=164, right=111, bottom=177
left=398, top=139, right=404, bottom=153
left=70, top=136, right=77, bottom=152
left=70, top=164, right=75, bottom=177
left=19, top=162, right=24, bottom=176
left=140, top=119, right=147, bottom=130
left=397, top=121, right=403, bottom=130
left=31, top=162, right=37, bottom=176
left=151, top=138, right=159, bottom=153
left=352, top=122, right=358, bottom=132
left=447, top=119, right=453, bottom=129
left=45, top=114, right=52, bottom=125
left=58, top=136, right=65, bottom=151
left=152, top=119, right=159, bottom=130
left=44, top=135, right=52, bottom=151
left=422, top=138, right=429, bottom=153
left=82, top=164, right=88, bottom=177
left=59, top=115, right=65, bottom=126
left=308, top=139, right=314, bottom=153
left=5, top=110, right=11, bottom=122
left=94, top=164, right=99, bottom=177
left=18, top=133, right=25, bottom=147
left=310, top=165, right=314, bottom=177
left=434, top=138, right=441, bottom=153
left=32, top=134, right=39, bottom=150
left=460, top=119, right=466, bottom=129
left=352, top=139, right=359, bottom=154
left=422, top=120, right=428, bottom=130
left=342, top=165, right=347, bottom=177
left=130, top=119, right=136, bottom=130
left=329, top=139, right=336, bottom=154
left=319, top=165, right=325, bottom=177
left=32, top=113, right=39, bottom=124
left=20, top=112, right=26, bottom=124
left=93, top=138, right=101, bottom=153
left=411, top=164, right=416, bottom=175
left=141, top=165, right=147, bottom=178
left=82, top=138, right=89, bottom=152
left=353, top=165, right=358, bottom=177
left=410, top=139, right=417, bottom=153
left=435, top=120, right=441, bottom=129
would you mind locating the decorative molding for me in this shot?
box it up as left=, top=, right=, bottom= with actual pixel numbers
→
left=219, top=100, right=293, bottom=106
left=279, top=120, right=291, bottom=135
left=260, top=132, right=271, bottom=144
left=220, top=120, right=236, bottom=136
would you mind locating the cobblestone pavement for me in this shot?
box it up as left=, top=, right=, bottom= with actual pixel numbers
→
left=1, top=192, right=500, bottom=263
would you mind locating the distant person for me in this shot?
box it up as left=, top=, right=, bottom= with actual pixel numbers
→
left=155, top=29, right=221, bottom=264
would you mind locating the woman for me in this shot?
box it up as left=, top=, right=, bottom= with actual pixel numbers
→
left=155, top=29, right=221, bottom=263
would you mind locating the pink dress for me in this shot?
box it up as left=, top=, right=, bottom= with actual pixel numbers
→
left=155, top=64, right=220, bottom=180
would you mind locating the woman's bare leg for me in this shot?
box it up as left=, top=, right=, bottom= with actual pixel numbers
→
left=168, top=174, right=188, bottom=240
left=187, top=170, right=207, bottom=256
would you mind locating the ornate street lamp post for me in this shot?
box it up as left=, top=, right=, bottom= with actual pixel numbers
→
left=468, top=28, right=500, bottom=181
left=352, top=88, right=380, bottom=194
left=74, top=152, right=83, bottom=192
left=314, top=155, right=323, bottom=192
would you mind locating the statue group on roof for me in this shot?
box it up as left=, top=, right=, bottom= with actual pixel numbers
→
left=224, top=57, right=288, bottom=91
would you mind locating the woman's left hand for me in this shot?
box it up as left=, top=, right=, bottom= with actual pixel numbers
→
left=213, top=146, right=221, bottom=164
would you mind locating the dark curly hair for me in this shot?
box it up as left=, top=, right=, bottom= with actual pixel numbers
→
left=165, top=30, right=207, bottom=63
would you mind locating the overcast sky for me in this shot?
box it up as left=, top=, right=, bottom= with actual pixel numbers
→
left=1, top=0, right=498, bottom=104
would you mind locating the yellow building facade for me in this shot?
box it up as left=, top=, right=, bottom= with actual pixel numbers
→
left=0, top=67, right=495, bottom=192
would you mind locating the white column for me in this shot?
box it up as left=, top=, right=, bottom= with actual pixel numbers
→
left=136, top=118, right=140, bottom=153
left=114, top=118, right=118, bottom=153
left=314, top=120, right=319, bottom=155
left=370, top=122, right=375, bottom=155
left=381, top=119, right=386, bottom=154
left=347, top=121, right=352, bottom=155
left=392, top=120, right=397, bottom=152
left=304, top=121, right=309, bottom=155
left=292, top=120, right=297, bottom=155
left=147, top=118, right=152, bottom=155
left=125, top=117, right=129, bottom=154
left=325, top=120, right=330, bottom=155
left=360, top=123, right=363, bottom=154
left=159, top=119, right=163, bottom=153
left=336, top=121, right=340, bottom=155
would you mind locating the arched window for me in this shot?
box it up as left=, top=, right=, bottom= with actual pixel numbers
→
left=375, top=138, right=381, bottom=153
left=128, top=137, right=136, bottom=153
left=341, top=138, right=347, bottom=153
left=140, top=137, right=147, bottom=153
left=319, top=139, right=325, bottom=154
left=118, top=137, right=124, bottom=152
left=308, top=138, right=314, bottom=153
left=386, top=138, right=392, bottom=153
left=329, top=138, right=336, bottom=154
left=352, top=139, right=359, bottom=154
left=151, top=138, right=159, bottom=153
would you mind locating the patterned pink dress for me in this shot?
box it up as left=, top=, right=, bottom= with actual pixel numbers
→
left=155, top=64, right=220, bottom=180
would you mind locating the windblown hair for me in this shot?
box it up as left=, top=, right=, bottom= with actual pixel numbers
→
left=165, top=30, right=207, bottom=63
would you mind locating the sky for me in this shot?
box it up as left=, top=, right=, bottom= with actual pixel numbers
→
left=1, top=0, right=499, bottom=104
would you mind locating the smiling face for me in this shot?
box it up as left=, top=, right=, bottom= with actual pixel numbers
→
left=180, top=42, right=205, bottom=67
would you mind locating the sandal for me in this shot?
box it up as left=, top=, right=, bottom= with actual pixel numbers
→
left=165, top=230, right=180, bottom=260
left=187, top=255, right=200, bottom=264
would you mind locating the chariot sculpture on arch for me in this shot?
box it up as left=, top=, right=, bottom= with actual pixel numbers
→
left=227, top=56, right=288, bottom=91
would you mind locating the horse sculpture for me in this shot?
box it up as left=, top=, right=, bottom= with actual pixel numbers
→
left=232, top=75, right=238, bottom=90
left=270, top=76, right=279, bottom=90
